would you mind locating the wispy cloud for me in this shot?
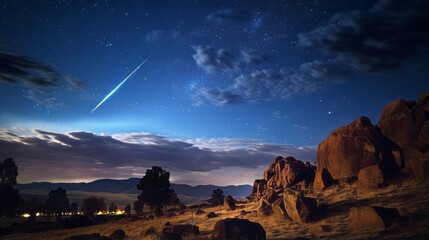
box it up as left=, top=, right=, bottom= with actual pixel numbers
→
left=0, top=128, right=316, bottom=184
left=0, top=42, right=87, bottom=107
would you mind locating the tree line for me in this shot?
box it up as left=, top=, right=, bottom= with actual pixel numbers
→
left=1, top=159, right=226, bottom=221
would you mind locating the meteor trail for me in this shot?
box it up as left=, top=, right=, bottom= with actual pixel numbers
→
left=91, top=55, right=151, bottom=113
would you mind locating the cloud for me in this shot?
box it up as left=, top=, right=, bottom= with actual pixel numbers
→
left=145, top=29, right=164, bottom=42
left=0, top=128, right=316, bottom=184
left=65, top=75, right=86, bottom=91
left=191, top=88, right=245, bottom=106
left=194, top=60, right=347, bottom=105
left=299, top=0, right=429, bottom=72
left=207, top=9, right=252, bottom=24
left=240, top=50, right=269, bottom=65
left=25, top=91, right=66, bottom=109
left=0, top=43, right=87, bottom=107
left=192, top=45, right=238, bottom=72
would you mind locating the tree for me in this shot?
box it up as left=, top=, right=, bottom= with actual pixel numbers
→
left=70, top=202, right=78, bottom=214
left=124, top=203, right=131, bottom=216
left=44, top=187, right=69, bottom=222
left=108, top=202, right=118, bottom=213
left=167, top=192, right=181, bottom=207
left=24, top=197, right=43, bottom=224
left=137, top=166, right=174, bottom=216
left=133, top=200, right=143, bottom=216
left=0, top=158, right=21, bottom=217
left=208, top=188, right=224, bottom=206
left=81, top=196, right=106, bottom=217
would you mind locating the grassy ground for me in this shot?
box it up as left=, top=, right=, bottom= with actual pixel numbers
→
left=2, top=178, right=428, bottom=239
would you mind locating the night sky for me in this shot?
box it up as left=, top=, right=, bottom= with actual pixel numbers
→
left=0, top=0, right=428, bottom=185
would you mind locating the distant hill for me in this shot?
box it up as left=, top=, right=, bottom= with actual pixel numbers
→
left=16, top=178, right=252, bottom=204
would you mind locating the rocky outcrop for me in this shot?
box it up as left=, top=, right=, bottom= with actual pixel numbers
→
left=249, top=156, right=315, bottom=201
left=349, top=206, right=401, bottom=233
left=377, top=93, right=429, bottom=181
left=315, top=116, right=400, bottom=185
left=210, top=218, right=266, bottom=240
left=223, top=195, right=236, bottom=211
left=283, top=189, right=317, bottom=224
left=357, top=165, right=384, bottom=189
left=265, top=156, right=315, bottom=190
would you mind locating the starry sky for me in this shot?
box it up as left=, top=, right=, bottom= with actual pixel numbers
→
left=0, top=0, right=428, bottom=185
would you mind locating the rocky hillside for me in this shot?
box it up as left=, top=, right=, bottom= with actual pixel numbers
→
left=246, top=93, right=429, bottom=237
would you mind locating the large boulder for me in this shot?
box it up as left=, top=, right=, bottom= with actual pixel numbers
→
left=283, top=189, right=317, bottom=224
left=357, top=165, right=384, bottom=189
left=210, top=218, right=266, bottom=240
left=223, top=195, right=236, bottom=211
left=313, top=168, right=334, bottom=192
left=261, top=188, right=279, bottom=204
left=378, top=98, right=427, bottom=148
left=349, top=206, right=401, bottom=233
left=315, top=116, right=400, bottom=183
left=272, top=198, right=290, bottom=220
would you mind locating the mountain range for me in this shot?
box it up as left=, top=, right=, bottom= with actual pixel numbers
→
left=16, top=178, right=252, bottom=204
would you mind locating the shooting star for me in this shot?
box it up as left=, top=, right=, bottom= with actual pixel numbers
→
left=91, top=55, right=151, bottom=113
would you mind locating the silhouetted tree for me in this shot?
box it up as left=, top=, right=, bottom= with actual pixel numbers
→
left=108, top=202, right=118, bottom=213
left=44, top=187, right=69, bottom=222
left=208, top=188, right=224, bottom=206
left=167, top=192, right=181, bottom=207
left=124, top=203, right=131, bottom=216
left=0, top=158, right=21, bottom=217
left=137, top=166, right=174, bottom=216
left=70, top=202, right=78, bottom=214
left=24, top=197, right=43, bottom=224
left=133, top=200, right=143, bottom=216
left=81, top=196, right=106, bottom=217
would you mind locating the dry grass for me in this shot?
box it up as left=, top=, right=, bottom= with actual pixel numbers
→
left=2, top=178, right=428, bottom=240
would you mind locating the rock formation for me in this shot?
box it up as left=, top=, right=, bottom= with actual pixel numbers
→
left=283, top=189, right=317, bottom=224
left=210, top=218, right=266, bottom=240
left=223, top=195, right=236, bottom=211
left=249, top=156, right=315, bottom=201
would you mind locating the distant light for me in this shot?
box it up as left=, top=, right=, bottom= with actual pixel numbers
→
left=22, top=213, right=30, bottom=218
left=328, top=111, right=332, bottom=115
left=115, top=210, right=125, bottom=215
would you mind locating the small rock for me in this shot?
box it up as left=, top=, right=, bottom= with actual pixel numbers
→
left=195, top=209, right=205, bottom=215
left=108, top=229, right=125, bottom=240
left=283, top=189, right=317, bottom=224
left=207, top=212, right=217, bottom=218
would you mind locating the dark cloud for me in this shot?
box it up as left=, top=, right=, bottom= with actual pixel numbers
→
left=0, top=43, right=87, bottom=107
left=0, top=129, right=316, bottom=183
left=299, top=0, right=429, bottom=73
left=192, top=88, right=245, bottom=106
left=192, top=45, right=238, bottom=72
left=0, top=51, right=60, bottom=89
left=207, top=9, right=252, bottom=24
